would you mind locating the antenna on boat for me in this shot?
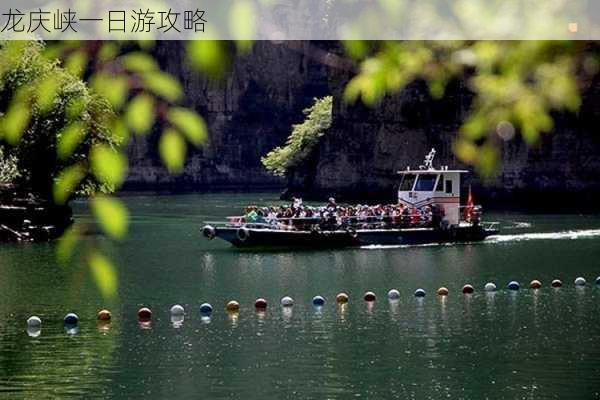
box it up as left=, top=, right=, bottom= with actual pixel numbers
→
left=420, top=148, right=436, bottom=170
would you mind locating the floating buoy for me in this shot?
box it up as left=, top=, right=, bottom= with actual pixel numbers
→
left=363, top=291, right=376, bottom=302
left=170, top=304, right=185, bottom=316
left=462, top=284, right=474, bottom=294
left=484, top=282, right=497, bottom=292
left=64, top=313, right=79, bottom=325
left=437, top=287, right=449, bottom=296
left=138, top=307, right=152, bottom=320
left=226, top=300, right=240, bottom=312
left=507, top=281, right=520, bottom=290
left=280, top=296, right=294, bottom=307
left=574, top=277, right=586, bottom=286
left=312, top=296, right=325, bottom=306
left=414, top=288, right=426, bottom=297
left=336, top=293, right=349, bottom=304
left=200, top=303, right=213, bottom=315
left=530, top=280, right=542, bottom=289
left=596, top=276, right=600, bottom=285
left=255, top=298, right=267, bottom=309
left=97, top=309, right=112, bottom=321
left=551, top=279, right=563, bottom=288
left=27, top=326, right=41, bottom=338
left=387, top=289, right=400, bottom=300
left=27, top=316, right=41, bottom=328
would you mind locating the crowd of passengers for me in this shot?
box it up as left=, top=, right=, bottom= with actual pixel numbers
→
left=238, top=197, right=469, bottom=230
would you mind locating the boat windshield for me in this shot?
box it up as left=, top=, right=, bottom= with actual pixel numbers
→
left=399, top=174, right=416, bottom=191
left=414, top=174, right=438, bottom=191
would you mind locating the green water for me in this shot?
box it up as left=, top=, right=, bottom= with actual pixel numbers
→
left=1, top=193, right=600, bottom=399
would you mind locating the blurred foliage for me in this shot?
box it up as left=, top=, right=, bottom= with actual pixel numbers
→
left=262, top=96, right=332, bottom=176
left=343, top=41, right=599, bottom=177
left=0, top=41, right=118, bottom=198
left=0, top=39, right=228, bottom=299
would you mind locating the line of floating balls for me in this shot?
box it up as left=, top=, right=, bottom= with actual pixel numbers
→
left=25, top=276, right=599, bottom=331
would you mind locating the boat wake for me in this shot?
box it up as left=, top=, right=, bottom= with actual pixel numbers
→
left=360, top=228, right=600, bottom=250
left=487, top=228, right=600, bottom=243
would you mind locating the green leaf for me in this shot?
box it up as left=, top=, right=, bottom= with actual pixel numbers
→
left=65, top=51, right=88, bottom=78
left=53, top=163, right=85, bottom=205
left=1, top=101, right=31, bottom=145
left=187, top=41, right=228, bottom=77
left=91, top=73, right=129, bottom=109
left=121, top=52, right=159, bottom=73
left=36, top=76, right=60, bottom=114
left=159, top=128, right=187, bottom=174
left=56, top=225, right=79, bottom=264
left=229, top=1, right=256, bottom=39
left=125, top=94, right=155, bottom=135
left=90, top=195, right=129, bottom=239
left=57, top=122, right=86, bottom=159
left=167, top=107, right=208, bottom=146
left=88, top=251, right=118, bottom=300
left=141, top=71, right=182, bottom=102
left=90, top=144, right=128, bottom=188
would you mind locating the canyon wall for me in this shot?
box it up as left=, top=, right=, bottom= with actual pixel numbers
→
left=125, top=41, right=600, bottom=210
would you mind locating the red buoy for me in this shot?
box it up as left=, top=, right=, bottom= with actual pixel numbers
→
left=138, top=307, right=152, bottom=320
left=462, top=284, right=474, bottom=294
left=254, top=298, right=267, bottom=309
left=363, top=291, right=376, bottom=302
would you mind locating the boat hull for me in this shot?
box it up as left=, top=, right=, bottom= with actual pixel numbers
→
left=204, top=225, right=498, bottom=249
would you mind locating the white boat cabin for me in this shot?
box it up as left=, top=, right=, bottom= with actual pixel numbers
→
left=397, top=149, right=467, bottom=226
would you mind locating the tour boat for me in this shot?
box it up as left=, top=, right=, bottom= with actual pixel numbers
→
left=202, top=149, right=499, bottom=248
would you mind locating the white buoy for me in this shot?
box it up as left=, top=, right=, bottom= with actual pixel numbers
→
left=387, top=289, right=400, bottom=300
left=170, top=304, right=185, bottom=316
left=574, top=277, right=586, bottom=286
left=281, top=296, right=294, bottom=307
left=484, top=282, right=497, bottom=292
left=27, top=316, right=41, bottom=328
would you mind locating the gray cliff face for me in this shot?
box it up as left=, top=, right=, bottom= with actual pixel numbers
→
left=125, top=41, right=333, bottom=191
left=125, top=41, right=600, bottom=210
left=287, top=72, right=600, bottom=210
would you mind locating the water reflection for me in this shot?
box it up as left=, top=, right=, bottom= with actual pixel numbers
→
left=97, top=321, right=112, bottom=334
left=26, top=326, right=41, bottom=338
left=64, top=325, right=79, bottom=335
left=171, top=315, right=184, bottom=329
left=138, top=320, right=152, bottom=330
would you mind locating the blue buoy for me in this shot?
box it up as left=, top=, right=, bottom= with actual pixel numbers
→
left=312, top=296, right=325, bottom=306
left=484, top=282, right=497, bottom=292
left=596, top=276, right=600, bottom=285
left=63, top=313, right=79, bottom=325
left=387, top=289, right=400, bottom=300
left=199, top=303, right=213, bottom=315
left=414, top=288, right=426, bottom=297
left=507, top=281, right=520, bottom=290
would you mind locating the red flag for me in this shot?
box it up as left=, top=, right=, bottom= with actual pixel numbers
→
left=464, top=185, right=474, bottom=221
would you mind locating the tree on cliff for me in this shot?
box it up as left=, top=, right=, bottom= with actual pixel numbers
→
left=261, top=96, right=332, bottom=177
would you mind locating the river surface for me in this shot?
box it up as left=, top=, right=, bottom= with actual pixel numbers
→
left=1, top=193, right=600, bottom=399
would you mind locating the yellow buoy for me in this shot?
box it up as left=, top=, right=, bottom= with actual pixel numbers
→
left=97, top=309, right=112, bottom=321
left=437, top=287, right=449, bottom=296
left=336, top=292, right=349, bottom=304
left=226, top=300, right=240, bottom=312
left=530, top=280, right=542, bottom=289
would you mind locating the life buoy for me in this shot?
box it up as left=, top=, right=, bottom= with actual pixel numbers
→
left=202, top=225, right=216, bottom=240
left=237, top=227, right=250, bottom=242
